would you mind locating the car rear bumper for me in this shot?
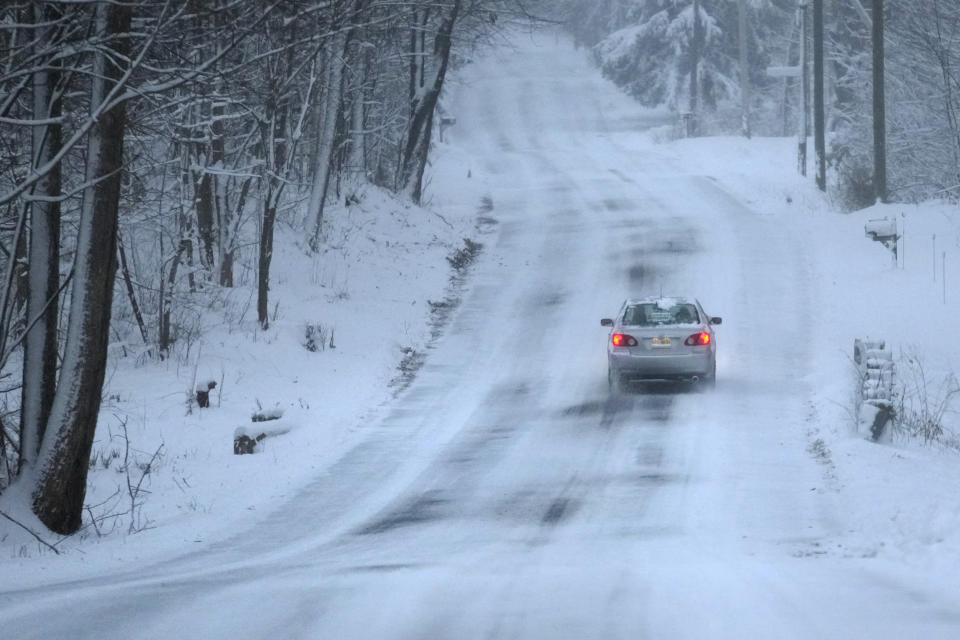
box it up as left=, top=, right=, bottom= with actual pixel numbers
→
left=609, top=351, right=714, bottom=381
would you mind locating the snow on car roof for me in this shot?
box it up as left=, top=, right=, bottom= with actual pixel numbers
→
left=625, top=296, right=695, bottom=308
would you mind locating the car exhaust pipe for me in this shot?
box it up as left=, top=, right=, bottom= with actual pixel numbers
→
left=691, top=376, right=700, bottom=384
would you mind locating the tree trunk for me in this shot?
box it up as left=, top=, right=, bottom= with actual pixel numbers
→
left=177, top=140, right=198, bottom=293
left=256, top=9, right=296, bottom=328
left=257, top=197, right=277, bottom=329
left=32, top=1, right=131, bottom=535
left=345, top=0, right=372, bottom=182
left=194, top=168, right=216, bottom=269
left=689, top=0, right=702, bottom=126
left=118, top=234, right=149, bottom=346
left=159, top=234, right=188, bottom=356
left=305, top=29, right=350, bottom=251
left=210, top=11, right=232, bottom=288
left=20, top=0, right=63, bottom=472
left=191, top=9, right=217, bottom=273
left=12, top=216, right=29, bottom=332
left=256, top=113, right=286, bottom=330
left=219, top=247, right=234, bottom=288
left=220, top=175, right=252, bottom=289
left=399, top=1, right=461, bottom=203
left=738, top=0, right=751, bottom=139
left=346, top=39, right=367, bottom=180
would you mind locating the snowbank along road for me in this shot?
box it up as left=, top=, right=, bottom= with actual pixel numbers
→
left=2, top=31, right=959, bottom=640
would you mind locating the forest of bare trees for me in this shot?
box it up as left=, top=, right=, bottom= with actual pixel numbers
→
left=564, top=0, right=960, bottom=209
left=0, top=0, right=530, bottom=534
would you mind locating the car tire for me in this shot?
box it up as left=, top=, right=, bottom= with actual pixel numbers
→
left=702, top=361, right=717, bottom=391
left=608, top=367, right=624, bottom=395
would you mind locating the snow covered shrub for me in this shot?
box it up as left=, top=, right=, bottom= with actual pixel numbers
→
left=823, top=0, right=960, bottom=204
left=392, top=346, right=426, bottom=392
left=303, top=322, right=332, bottom=352
left=447, top=238, right=483, bottom=272
left=589, top=0, right=786, bottom=134
left=83, top=420, right=164, bottom=537
left=0, top=408, right=18, bottom=492
left=594, top=12, right=678, bottom=108
left=564, top=0, right=640, bottom=48
left=823, top=115, right=878, bottom=212
left=883, top=0, right=960, bottom=203
left=251, top=407, right=284, bottom=423
left=592, top=4, right=739, bottom=111
left=829, top=134, right=875, bottom=212
left=478, top=195, right=494, bottom=214
left=89, top=447, right=121, bottom=471
left=894, top=352, right=960, bottom=446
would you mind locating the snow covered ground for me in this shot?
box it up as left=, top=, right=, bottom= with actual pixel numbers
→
left=3, top=29, right=960, bottom=639
left=667, top=132, right=960, bottom=589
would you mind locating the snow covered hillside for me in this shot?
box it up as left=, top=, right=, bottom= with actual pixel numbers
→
left=0, top=180, right=488, bottom=561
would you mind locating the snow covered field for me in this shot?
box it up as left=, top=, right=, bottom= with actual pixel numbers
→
left=3, top=30, right=960, bottom=639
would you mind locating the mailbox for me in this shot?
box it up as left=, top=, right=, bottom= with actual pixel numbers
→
left=865, top=217, right=898, bottom=261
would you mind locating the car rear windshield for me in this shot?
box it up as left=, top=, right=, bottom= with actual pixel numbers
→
left=622, top=302, right=699, bottom=326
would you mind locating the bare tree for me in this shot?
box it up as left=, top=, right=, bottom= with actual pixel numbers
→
left=398, top=0, right=462, bottom=203
left=32, top=0, right=133, bottom=534
left=256, top=4, right=317, bottom=327
left=0, top=0, right=528, bottom=528
left=19, top=1, right=65, bottom=472
left=305, top=1, right=356, bottom=251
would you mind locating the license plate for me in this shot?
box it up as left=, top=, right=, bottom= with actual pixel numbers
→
left=651, top=336, right=671, bottom=347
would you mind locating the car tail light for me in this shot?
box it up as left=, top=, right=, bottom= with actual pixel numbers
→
left=612, top=333, right=638, bottom=347
left=684, top=332, right=711, bottom=346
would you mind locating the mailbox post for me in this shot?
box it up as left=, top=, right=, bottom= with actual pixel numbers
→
left=865, top=217, right=899, bottom=266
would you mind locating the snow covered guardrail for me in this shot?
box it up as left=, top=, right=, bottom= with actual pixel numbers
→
left=854, top=338, right=895, bottom=441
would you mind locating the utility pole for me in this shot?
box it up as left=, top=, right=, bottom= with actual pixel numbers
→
left=872, top=0, right=887, bottom=202
left=738, top=0, right=751, bottom=138
left=798, top=0, right=808, bottom=176
left=813, top=0, right=826, bottom=191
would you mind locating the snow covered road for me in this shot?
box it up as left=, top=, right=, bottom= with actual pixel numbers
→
left=3, top=32, right=960, bottom=640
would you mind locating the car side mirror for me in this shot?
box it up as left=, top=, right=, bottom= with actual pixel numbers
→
left=710, top=317, right=722, bottom=325
left=600, top=318, right=613, bottom=327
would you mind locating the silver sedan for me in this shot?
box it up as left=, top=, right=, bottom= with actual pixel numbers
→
left=601, top=296, right=721, bottom=391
